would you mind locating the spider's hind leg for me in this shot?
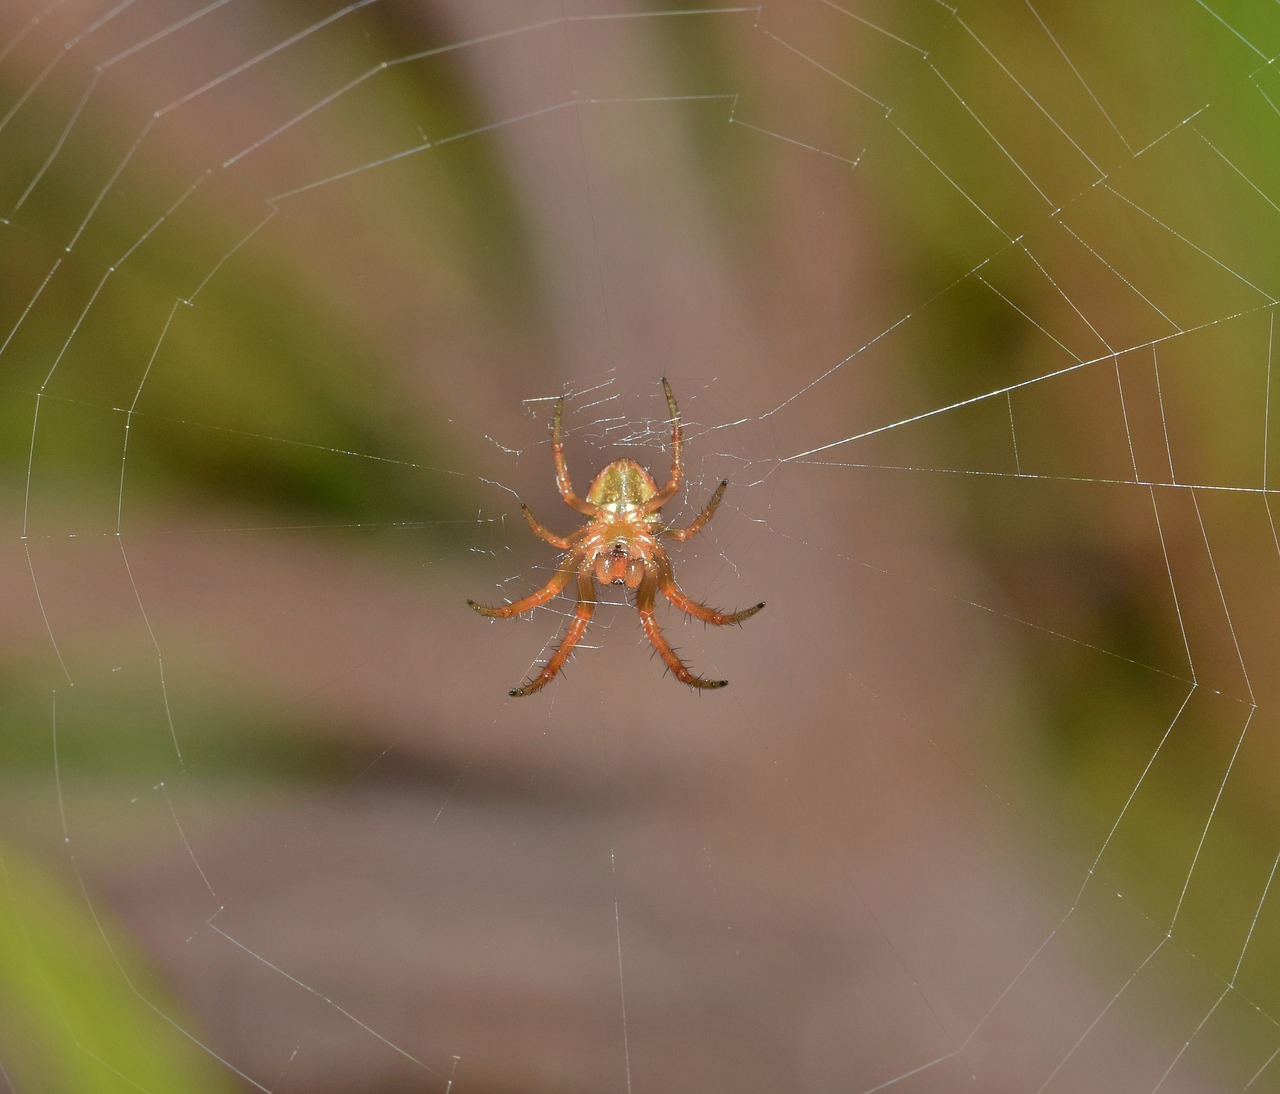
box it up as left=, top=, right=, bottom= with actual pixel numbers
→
left=659, top=480, right=727, bottom=541
left=520, top=503, right=571, bottom=549
left=551, top=397, right=600, bottom=517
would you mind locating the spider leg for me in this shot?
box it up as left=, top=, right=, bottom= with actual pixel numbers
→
left=640, top=378, right=684, bottom=515
left=468, top=553, right=577, bottom=618
left=552, top=397, right=602, bottom=517
left=655, top=549, right=764, bottom=625
left=636, top=567, right=727, bottom=689
left=659, top=480, right=727, bottom=540
left=520, top=503, right=572, bottom=549
left=509, top=566, right=596, bottom=697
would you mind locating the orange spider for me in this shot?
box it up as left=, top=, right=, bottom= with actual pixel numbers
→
left=469, top=379, right=764, bottom=697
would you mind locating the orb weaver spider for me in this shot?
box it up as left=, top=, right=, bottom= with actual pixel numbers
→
left=469, top=379, right=764, bottom=697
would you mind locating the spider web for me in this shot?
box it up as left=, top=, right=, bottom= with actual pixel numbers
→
left=1, top=0, right=1279, bottom=1091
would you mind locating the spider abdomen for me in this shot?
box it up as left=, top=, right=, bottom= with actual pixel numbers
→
left=585, top=457, right=658, bottom=511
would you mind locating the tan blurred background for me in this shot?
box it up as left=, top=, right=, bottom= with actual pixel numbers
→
left=1, top=1, right=1279, bottom=1092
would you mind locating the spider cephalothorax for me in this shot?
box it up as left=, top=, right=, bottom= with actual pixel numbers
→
left=469, top=379, right=764, bottom=697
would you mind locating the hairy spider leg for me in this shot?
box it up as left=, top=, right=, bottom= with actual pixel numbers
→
left=551, top=397, right=601, bottom=517
left=659, top=480, right=728, bottom=540
left=467, top=554, right=576, bottom=618
left=509, top=567, right=596, bottom=697
left=520, top=503, right=571, bottom=549
left=640, top=377, right=684, bottom=515
left=655, top=550, right=765, bottom=625
left=636, top=567, right=727, bottom=689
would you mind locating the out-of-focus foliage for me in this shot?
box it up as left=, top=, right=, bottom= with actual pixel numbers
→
left=0, top=842, right=235, bottom=1094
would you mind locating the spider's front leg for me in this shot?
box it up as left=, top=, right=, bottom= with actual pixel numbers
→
left=468, top=553, right=577, bottom=618
left=509, top=566, right=596, bottom=697
left=635, top=568, right=728, bottom=689
left=655, top=551, right=764, bottom=625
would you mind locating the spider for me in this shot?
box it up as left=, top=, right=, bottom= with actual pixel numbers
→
left=469, top=379, right=764, bottom=697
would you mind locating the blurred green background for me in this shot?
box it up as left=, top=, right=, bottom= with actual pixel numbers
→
left=2, top=1, right=1280, bottom=1091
